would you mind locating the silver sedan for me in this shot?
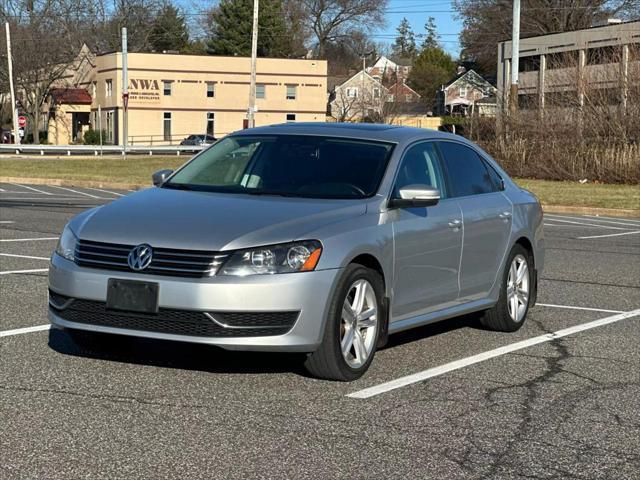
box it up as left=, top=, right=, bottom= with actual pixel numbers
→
left=49, top=123, right=544, bottom=381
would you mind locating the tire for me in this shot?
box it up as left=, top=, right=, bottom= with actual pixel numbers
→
left=480, top=244, right=533, bottom=332
left=304, top=264, right=385, bottom=381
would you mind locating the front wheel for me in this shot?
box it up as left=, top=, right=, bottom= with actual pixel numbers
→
left=304, top=265, right=384, bottom=381
left=480, top=244, right=533, bottom=332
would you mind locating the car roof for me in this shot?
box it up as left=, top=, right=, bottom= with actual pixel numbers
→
left=230, top=122, right=463, bottom=144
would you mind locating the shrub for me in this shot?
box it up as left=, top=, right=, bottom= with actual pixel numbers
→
left=83, top=129, right=107, bottom=145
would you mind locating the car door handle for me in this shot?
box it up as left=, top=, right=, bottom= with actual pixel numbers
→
left=498, top=211, right=512, bottom=220
left=448, top=219, right=462, bottom=228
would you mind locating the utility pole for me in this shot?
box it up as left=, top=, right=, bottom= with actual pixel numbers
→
left=361, top=55, right=366, bottom=120
left=122, top=27, right=129, bottom=151
left=5, top=22, right=19, bottom=145
left=247, top=0, right=259, bottom=128
left=509, top=0, right=520, bottom=114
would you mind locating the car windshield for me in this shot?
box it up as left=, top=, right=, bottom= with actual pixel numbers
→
left=165, top=134, right=394, bottom=199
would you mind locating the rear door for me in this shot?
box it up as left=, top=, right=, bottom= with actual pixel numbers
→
left=390, top=141, right=463, bottom=320
left=437, top=141, right=512, bottom=301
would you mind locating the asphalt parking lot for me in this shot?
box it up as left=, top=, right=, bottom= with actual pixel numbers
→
left=1, top=182, right=639, bottom=479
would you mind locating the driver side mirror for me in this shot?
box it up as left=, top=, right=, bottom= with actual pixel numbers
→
left=389, top=185, right=441, bottom=208
left=152, top=169, right=174, bottom=186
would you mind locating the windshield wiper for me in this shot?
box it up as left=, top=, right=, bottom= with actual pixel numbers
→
left=163, top=183, right=193, bottom=191
left=246, top=189, right=299, bottom=197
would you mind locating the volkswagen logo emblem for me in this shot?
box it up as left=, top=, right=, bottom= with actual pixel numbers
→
left=127, top=244, right=153, bottom=271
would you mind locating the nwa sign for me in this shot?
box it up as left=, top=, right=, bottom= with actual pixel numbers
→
left=128, top=79, right=161, bottom=103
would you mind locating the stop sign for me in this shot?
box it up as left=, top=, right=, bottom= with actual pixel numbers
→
left=18, top=116, right=26, bottom=128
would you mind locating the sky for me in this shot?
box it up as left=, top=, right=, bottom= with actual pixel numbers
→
left=381, top=0, right=462, bottom=56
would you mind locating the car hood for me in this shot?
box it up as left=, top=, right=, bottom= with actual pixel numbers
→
left=75, top=187, right=366, bottom=251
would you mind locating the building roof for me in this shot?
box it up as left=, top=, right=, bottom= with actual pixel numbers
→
left=49, top=88, right=92, bottom=105
left=442, top=69, right=496, bottom=91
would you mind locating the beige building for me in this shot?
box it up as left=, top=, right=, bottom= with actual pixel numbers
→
left=45, top=51, right=327, bottom=145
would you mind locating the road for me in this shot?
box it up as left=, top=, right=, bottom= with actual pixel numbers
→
left=1, top=182, right=639, bottom=479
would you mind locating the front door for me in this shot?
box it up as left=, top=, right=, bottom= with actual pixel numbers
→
left=391, top=142, right=463, bottom=321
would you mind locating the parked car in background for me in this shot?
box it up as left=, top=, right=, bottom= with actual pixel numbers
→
left=180, top=134, right=217, bottom=147
left=49, top=123, right=544, bottom=381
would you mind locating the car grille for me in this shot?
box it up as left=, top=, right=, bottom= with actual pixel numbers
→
left=74, top=239, right=228, bottom=278
left=49, top=292, right=298, bottom=338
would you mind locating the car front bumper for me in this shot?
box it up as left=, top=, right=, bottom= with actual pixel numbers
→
left=48, top=254, right=340, bottom=352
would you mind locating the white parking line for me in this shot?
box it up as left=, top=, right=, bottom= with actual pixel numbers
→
left=0, top=221, right=15, bottom=224
left=0, top=268, right=48, bottom=275
left=0, top=253, right=50, bottom=260
left=536, top=303, right=625, bottom=314
left=85, top=187, right=124, bottom=197
left=581, top=215, right=640, bottom=225
left=9, top=183, right=52, bottom=195
left=546, top=214, right=640, bottom=228
left=541, top=217, right=632, bottom=230
left=0, top=324, right=51, bottom=338
left=347, top=308, right=640, bottom=399
left=48, top=185, right=101, bottom=199
left=0, top=237, right=58, bottom=243
left=577, top=230, right=640, bottom=240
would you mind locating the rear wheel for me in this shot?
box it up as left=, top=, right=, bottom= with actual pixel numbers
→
left=304, top=265, right=384, bottom=381
left=480, top=244, right=532, bottom=332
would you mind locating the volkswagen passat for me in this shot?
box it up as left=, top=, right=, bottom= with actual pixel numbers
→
left=49, top=123, right=544, bottom=381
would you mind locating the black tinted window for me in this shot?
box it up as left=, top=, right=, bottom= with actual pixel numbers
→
left=438, top=142, right=496, bottom=197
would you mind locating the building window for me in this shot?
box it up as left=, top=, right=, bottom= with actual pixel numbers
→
left=405, top=94, right=412, bottom=102
left=373, top=88, right=380, bottom=99
left=459, top=86, right=467, bottom=97
left=256, top=84, right=265, bottom=99
left=105, top=79, right=112, bottom=97
left=346, top=87, right=358, bottom=98
left=286, top=113, right=296, bottom=122
left=207, top=83, right=215, bottom=98
left=206, top=112, right=215, bottom=136
left=163, top=112, right=171, bottom=141
left=387, top=94, right=394, bottom=102
left=92, top=81, right=97, bottom=98
left=163, top=81, right=172, bottom=96
left=106, top=110, right=114, bottom=143
left=286, top=85, right=297, bottom=100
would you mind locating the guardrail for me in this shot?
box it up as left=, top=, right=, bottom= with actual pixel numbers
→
left=0, top=144, right=206, bottom=156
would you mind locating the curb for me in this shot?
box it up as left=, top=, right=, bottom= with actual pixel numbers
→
left=1, top=176, right=638, bottom=219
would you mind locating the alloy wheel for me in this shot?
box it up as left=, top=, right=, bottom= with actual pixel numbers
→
left=340, top=279, right=378, bottom=369
left=506, top=254, right=529, bottom=322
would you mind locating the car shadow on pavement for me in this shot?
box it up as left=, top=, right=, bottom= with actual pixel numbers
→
left=47, top=328, right=308, bottom=376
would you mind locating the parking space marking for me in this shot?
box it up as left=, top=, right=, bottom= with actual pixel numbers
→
left=537, top=303, right=625, bottom=314
left=347, top=308, right=640, bottom=399
left=545, top=214, right=640, bottom=228
left=0, top=268, right=48, bottom=275
left=9, top=183, right=52, bottom=195
left=85, top=187, right=125, bottom=197
left=0, top=253, right=50, bottom=260
left=0, top=237, right=58, bottom=243
left=581, top=215, right=640, bottom=225
left=0, top=221, right=15, bottom=224
left=577, top=230, right=640, bottom=240
left=48, top=185, right=101, bottom=199
left=542, top=217, right=632, bottom=230
left=0, top=324, right=50, bottom=338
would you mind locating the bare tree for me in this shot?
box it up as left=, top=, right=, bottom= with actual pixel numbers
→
left=298, top=0, right=388, bottom=58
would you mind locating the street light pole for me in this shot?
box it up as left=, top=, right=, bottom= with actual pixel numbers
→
left=509, top=0, right=521, bottom=114
left=5, top=22, right=20, bottom=144
left=247, top=0, right=259, bottom=128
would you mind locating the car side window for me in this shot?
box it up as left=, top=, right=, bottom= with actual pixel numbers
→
left=393, top=142, right=447, bottom=198
left=437, top=142, right=496, bottom=197
left=483, top=160, right=504, bottom=191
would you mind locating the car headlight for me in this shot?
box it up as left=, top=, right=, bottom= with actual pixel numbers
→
left=55, top=225, right=78, bottom=261
left=219, top=240, right=322, bottom=276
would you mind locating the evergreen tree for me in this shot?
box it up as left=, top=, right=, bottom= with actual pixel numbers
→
left=392, top=17, right=416, bottom=59
left=150, top=3, right=189, bottom=52
left=421, top=16, right=439, bottom=50
left=408, top=46, right=456, bottom=104
left=206, top=0, right=296, bottom=57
